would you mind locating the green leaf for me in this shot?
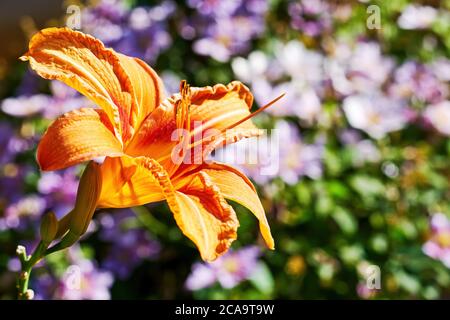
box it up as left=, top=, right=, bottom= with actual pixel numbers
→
left=295, top=183, right=311, bottom=206
left=349, top=175, right=385, bottom=198
left=396, top=271, right=421, bottom=294
left=332, top=207, right=358, bottom=235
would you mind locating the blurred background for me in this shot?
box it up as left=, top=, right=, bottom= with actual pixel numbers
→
left=0, top=0, right=450, bottom=299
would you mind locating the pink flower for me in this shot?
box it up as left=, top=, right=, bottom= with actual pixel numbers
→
left=422, top=213, right=450, bottom=268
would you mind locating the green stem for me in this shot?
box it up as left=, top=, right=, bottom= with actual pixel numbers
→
left=16, top=241, right=48, bottom=300
left=17, top=267, right=32, bottom=300
left=15, top=163, right=97, bottom=299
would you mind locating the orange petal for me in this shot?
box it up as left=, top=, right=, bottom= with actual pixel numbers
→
left=194, top=162, right=275, bottom=250
left=181, top=81, right=261, bottom=167
left=98, top=156, right=238, bottom=261
left=127, top=81, right=260, bottom=173
left=176, top=81, right=258, bottom=149
left=175, top=171, right=239, bottom=261
left=117, top=55, right=165, bottom=130
left=124, top=101, right=179, bottom=174
left=37, top=108, right=123, bottom=171
left=188, top=81, right=255, bottom=131
left=20, top=27, right=154, bottom=143
left=97, top=155, right=167, bottom=208
left=193, top=127, right=264, bottom=164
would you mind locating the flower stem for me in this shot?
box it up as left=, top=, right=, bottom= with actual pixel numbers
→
left=16, top=241, right=47, bottom=300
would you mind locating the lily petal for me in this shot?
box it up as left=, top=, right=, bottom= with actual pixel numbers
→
left=117, top=54, right=165, bottom=130
left=189, top=81, right=256, bottom=131
left=192, top=162, right=275, bottom=250
left=99, top=156, right=239, bottom=261
left=127, top=81, right=261, bottom=173
left=124, top=102, right=179, bottom=174
left=176, top=171, right=239, bottom=261
left=37, top=108, right=123, bottom=171
left=97, top=155, right=166, bottom=208
left=21, top=27, right=163, bottom=143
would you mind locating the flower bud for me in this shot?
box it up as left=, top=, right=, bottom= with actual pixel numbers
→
left=57, top=161, right=102, bottom=249
left=40, top=212, right=58, bottom=244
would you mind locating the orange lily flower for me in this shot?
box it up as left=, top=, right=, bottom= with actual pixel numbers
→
left=21, top=27, right=275, bottom=261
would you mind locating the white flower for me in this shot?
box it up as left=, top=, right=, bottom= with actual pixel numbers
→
left=251, top=80, right=321, bottom=122
left=1, top=95, right=49, bottom=117
left=343, top=93, right=409, bottom=139
left=232, top=51, right=269, bottom=84
left=398, top=5, right=437, bottom=30
left=327, top=42, right=394, bottom=95
left=431, top=58, right=450, bottom=82
left=275, top=40, right=324, bottom=87
left=424, top=101, right=450, bottom=136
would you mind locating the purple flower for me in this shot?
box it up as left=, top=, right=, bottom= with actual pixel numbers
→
left=339, top=129, right=362, bottom=145
left=185, top=0, right=268, bottom=61
left=213, top=120, right=324, bottom=185
left=1, top=195, right=46, bottom=230
left=161, top=71, right=182, bottom=96
left=0, top=123, right=29, bottom=165
left=82, top=0, right=174, bottom=63
left=288, top=0, right=332, bottom=37
left=57, top=259, right=114, bottom=300
left=118, top=2, right=175, bottom=61
left=389, top=61, right=448, bottom=104
left=1, top=81, right=91, bottom=119
left=98, top=209, right=134, bottom=241
left=37, top=168, right=79, bottom=217
left=343, top=93, right=411, bottom=139
left=102, top=229, right=160, bottom=279
left=98, top=210, right=160, bottom=279
left=423, top=101, right=450, bottom=136
left=15, top=70, right=41, bottom=96
left=34, top=246, right=114, bottom=300
left=422, top=213, right=450, bottom=268
left=7, top=257, right=22, bottom=272
left=232, top=41, right=325, bottom=122
left=81, top=0, right=128, bottom=43
left=0, top=166, right=27, bottom=204
left=187, top=0, right=241, bottom=17
left=275, top=121, right=324, bottom=184
left=44, top=82, right=92, bottom=119
left=192, top=16, right=264, bottom=62
left=327, top=41, right=394, bottom=96
left=185, top=246, right=261, bottom=290
left=33, top=273, right=57, bottom=300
